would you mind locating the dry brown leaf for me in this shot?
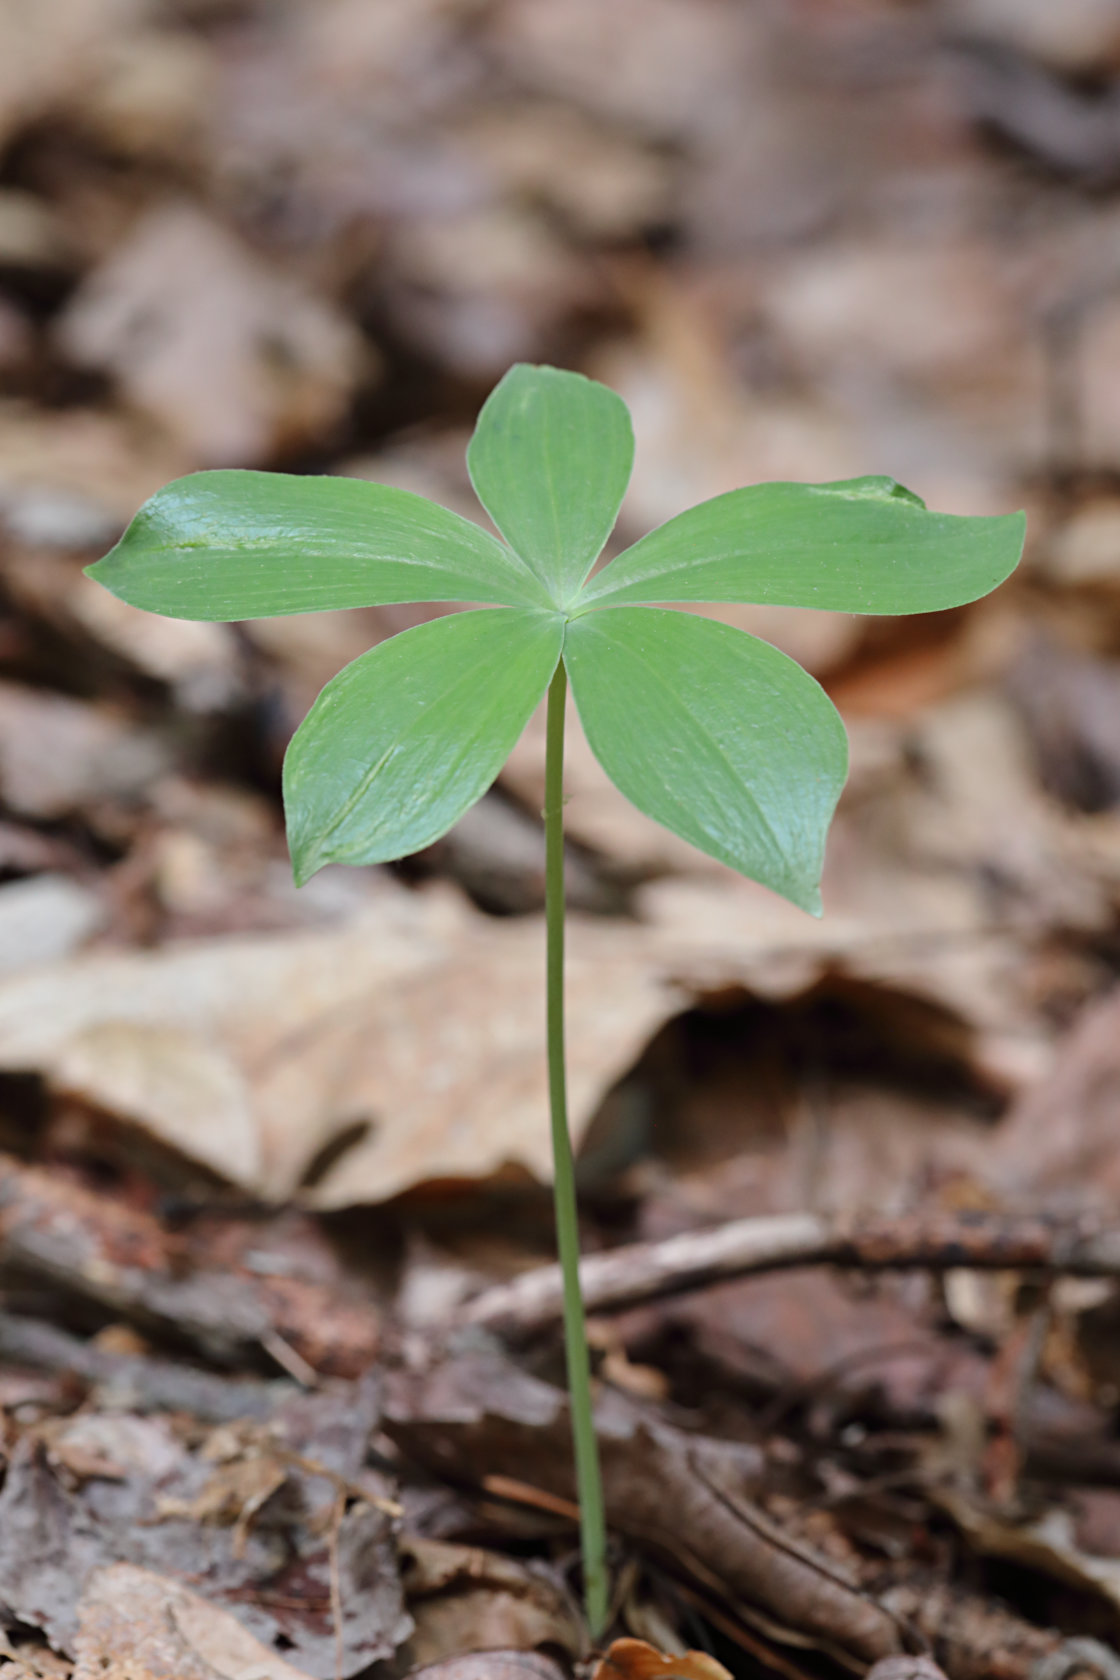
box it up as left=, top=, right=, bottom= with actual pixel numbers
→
left=457, top=104, right=672, bottom=241
left=938, top=1490, right=1120, bottom=1617
left=762, top=240, right=1018, bottom=388
left=56, top=205, right=371, bottom=465
left=0, top=405, right=189, bottom=548
left=0, top=877, right=105, bottom=975
left=0, top=886, right=447, bottom=1191
left=0, top=1386, right=405, bottom=1672
left=947, top=0, right=1120, bottom=75
left=386, top=204, right=592, bottom=378
left=991, top=983, right=1120, bottom=1205
left=406, top=1656, right=565, bottom=1680
left=0, top=0, right=144, bottom=150
left=401, top=1537, right=582, bottom=1670
left=1043, top=499, right=1120, bottom=589
left=591, top=1639, right=733, bottom=1680
left=75, top=29, right=217, bottom=161
left=589, top=277, right=864, bottom=535
left=0, top=682, right=170, bottom=822
left=385, top=1354, right=902, bottom=1668
left=0, top=886, right=677, bottom=1204
left=260, top=913, right=678, bottom=1206
left=67, top=573, right=242, bottom=712
left=72, top=1564, right=314, bottom=1680
left=491, top=0, right=748, bottom=141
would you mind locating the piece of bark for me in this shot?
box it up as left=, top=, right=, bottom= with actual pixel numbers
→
left=0, top=1154, right=378, bottom=1373
left=385, top=1354, right=902, bottom=1668
left=463, top=1210, right=1120, bottom=1340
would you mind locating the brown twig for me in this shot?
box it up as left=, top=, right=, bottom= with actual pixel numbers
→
left=462, top=1211, right=1120, bottom=1340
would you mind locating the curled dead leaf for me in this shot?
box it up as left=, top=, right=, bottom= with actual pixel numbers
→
left=590, top=1638, right=733, bottom=1680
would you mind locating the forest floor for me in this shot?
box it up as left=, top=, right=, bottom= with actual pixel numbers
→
left=4, top=3, right=1120, bottom=1678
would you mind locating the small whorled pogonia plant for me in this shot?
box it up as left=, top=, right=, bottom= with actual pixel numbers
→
left=87, top=364, right=1025, bottom=1635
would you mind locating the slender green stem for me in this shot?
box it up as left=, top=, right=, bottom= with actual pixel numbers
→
left=544, top=658, right=609, bottom=1638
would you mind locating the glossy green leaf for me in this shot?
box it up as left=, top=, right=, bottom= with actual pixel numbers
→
left=467, top=364, right=633, bottom=603
left=576, top=476, right=1025, bottom=615
left=86, top=469, right=549, bottom=620
left=564, top=608, right=848, bottom=913
left=284, top=608, right=563, bottom=883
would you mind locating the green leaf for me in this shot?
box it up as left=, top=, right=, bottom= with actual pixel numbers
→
left=576, top=476, right=1025, bottom=615
left=467, top=364, right=633, bottom=604
left=86, top=469, right=550, bottom=620
left=564, top=607, right=848, bottom=913
left=284, top=608, right=563, bottom=883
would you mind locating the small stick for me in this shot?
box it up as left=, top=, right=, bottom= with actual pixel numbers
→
left=462, top=1211, right=1120, bottom=1340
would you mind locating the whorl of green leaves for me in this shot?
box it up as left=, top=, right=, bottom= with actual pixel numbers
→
left=88, top=364, right=1024, bottom=914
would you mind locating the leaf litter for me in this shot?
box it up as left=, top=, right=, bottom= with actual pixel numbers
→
left=2, top=0, right=1120, bottom=1676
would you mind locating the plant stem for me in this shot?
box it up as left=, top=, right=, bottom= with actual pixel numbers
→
left=544, top=658, right=609, bottom=1638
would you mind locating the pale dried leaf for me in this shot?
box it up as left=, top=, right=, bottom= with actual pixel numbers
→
left=0, top=889, right=676, bottom=1203
left=72, top=1564, right=313, bottom=1680
left=0, top=877, right=105, bottom=975
left=401, top=1537, right=582, bottom=1669
left=0, top=0, right=144, bottom=150
left=0, top=683, right=170, bottom=821
left=57, top=205, right=372, bottom=465
left=0, top=405, right=189, bottom=544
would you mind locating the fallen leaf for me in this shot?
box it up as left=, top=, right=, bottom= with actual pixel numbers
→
left=762, top=239, right=1018, bottom=387
left=400, top=1537, right=582, bottom=1669
left=591, top=1638, right=733, bottom=1680
left=72, top=1563, right=313, bottom=1680
left=300, top=915, right=678, bottom=1209
left=947, top=0, right=1120, bottom=76
left=0, top=682, right=170, bottom=822
left=991, top=982, right=1120, bottom=1205
left=0, top=405, right=189, bottom=547
left=1043, top=498, right=1120, bottom=595
left=385, top=1354, right=901, bottom=1668
left=0, top=0, right=144, bottom=150
left=457, top=103, right=672, bottom=241
left=938, top=1490, right=1120, bottom=1618
left=56, top=205, right=372, bottom=465
left=406, top=1656, right=566, bottom=1680
left=0, top=1385, right=408, bottom=1676
left=68, top=572, right=243, bottom=713
left=0, top=876, right=105, bottom=974
left=0, top=888, right=678, bottom=1204
left=74, top=28, right=217, bottom=163
left=385, top=204, right=592, bottom=378
left=491, top=0, right=747, bottom=141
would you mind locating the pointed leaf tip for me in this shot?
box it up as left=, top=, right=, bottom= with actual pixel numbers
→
left=87, top=469, right=548, bottom=621
left=283, top=608, right=564, bottom=881
left=808, top=474, right=926, bottom=508
left=564, top=607, right=847, bottom=912
left=467, top=364, right=633, bottom=604
left=579, top=479, right=1024, bottom=616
